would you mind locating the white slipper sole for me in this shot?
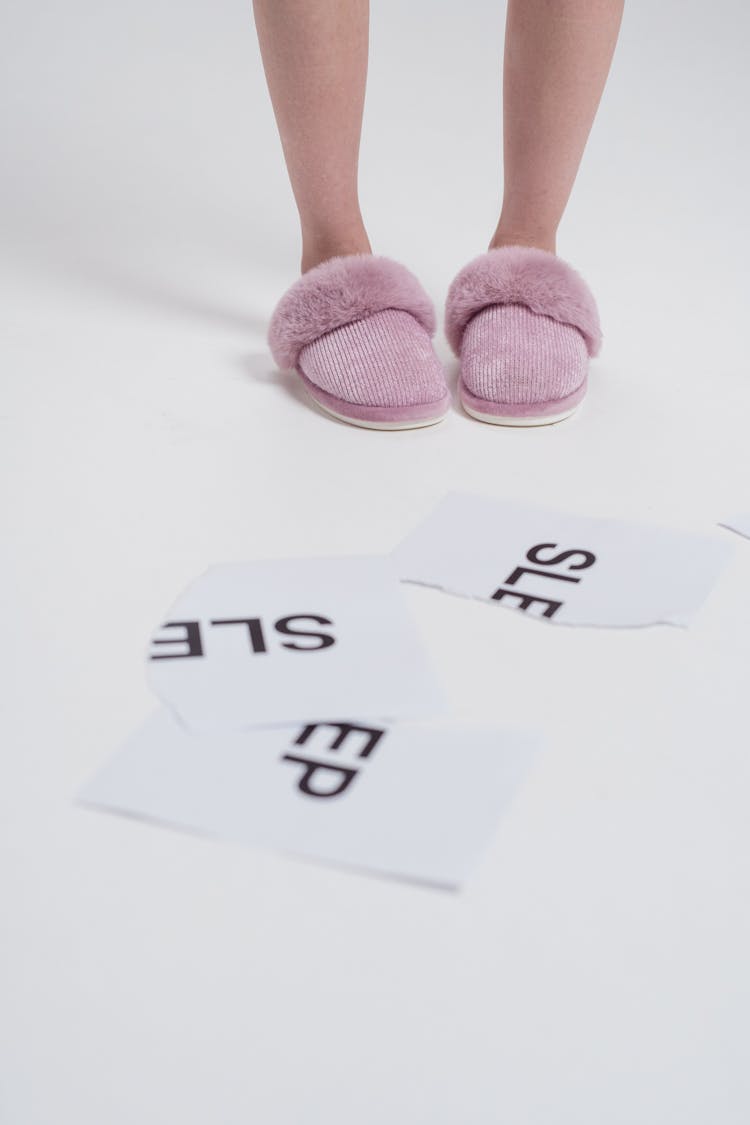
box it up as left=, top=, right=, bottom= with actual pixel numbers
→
left=460, top=399, right=581, bottom=427
left=308, top=392, right=450, bottom=431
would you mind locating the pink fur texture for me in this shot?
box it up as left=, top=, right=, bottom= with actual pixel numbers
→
left=267, top=253, right=437, bottom=372
left=444, top=245, right=602, bottom=359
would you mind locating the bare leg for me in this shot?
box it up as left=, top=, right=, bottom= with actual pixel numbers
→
left=490, top=0, right=625, bottom=254
left=252, top=0, right=372, bottom=274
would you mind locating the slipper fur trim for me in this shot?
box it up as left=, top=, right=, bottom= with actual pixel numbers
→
left=268, top=253, right=437, bottom=372
left=444, top=245, right=602, bottom=359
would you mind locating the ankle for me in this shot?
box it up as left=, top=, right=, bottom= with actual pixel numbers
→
left=301, top=234, right=373, bottom=275
left=488, top=230, right=557, bottom=255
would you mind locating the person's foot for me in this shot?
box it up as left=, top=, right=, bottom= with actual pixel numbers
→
left=459, top=300, right=590, bottom=425
left=444, top=243, right=602, bottom=426
left=268, top=252, right=451, bottom=430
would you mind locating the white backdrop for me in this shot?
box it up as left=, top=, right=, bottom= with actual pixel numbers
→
left=2, top=1, right=750, bottom=1122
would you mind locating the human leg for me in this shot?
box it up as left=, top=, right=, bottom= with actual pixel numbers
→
left=252, top=0, right=372, bottom=273
left=491, top=0, right=625, bottom=253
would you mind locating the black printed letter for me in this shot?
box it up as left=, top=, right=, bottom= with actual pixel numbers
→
left=275, top=615, right=335, bottom=651
left=293, top=722, right=385, bottom=759
left=491, top=588, right=563, bottom=619
left=282, top=754, right=358, bottom=798
left=504, top=565, right=581, bottom=586
left=149, top=620, right=203, bottom=660
left=526, top=543, right=596, bottom=571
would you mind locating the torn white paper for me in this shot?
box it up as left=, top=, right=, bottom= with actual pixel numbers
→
left=392, top=492, right=735, bottom=627
left=719, top=513, right=750, bottom=541
left=78, top=708, right=542, bottom=889
left=146, top=555, right=446, bottom=732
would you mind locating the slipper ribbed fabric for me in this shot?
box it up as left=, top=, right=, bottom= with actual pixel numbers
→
left=460, top=302, right=589, bottom=408
left=267, top=252, right=451, bottom=429
left=444, top=245, right=602, bottom=424
left=298, top=307, right=448, bottom=409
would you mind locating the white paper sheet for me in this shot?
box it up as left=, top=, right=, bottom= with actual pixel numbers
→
left=718, top=512, right=750, bottom=541
left=146, top=555, right=446, bottom=732
left=392, top=493, right=735, bottom=627
left=77, top=708, right=543, bottom=889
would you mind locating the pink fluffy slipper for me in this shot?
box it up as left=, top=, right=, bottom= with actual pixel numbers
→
left=267, top=253, right=451, bottom=430
left=444, top=245, right=603, bottom=426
